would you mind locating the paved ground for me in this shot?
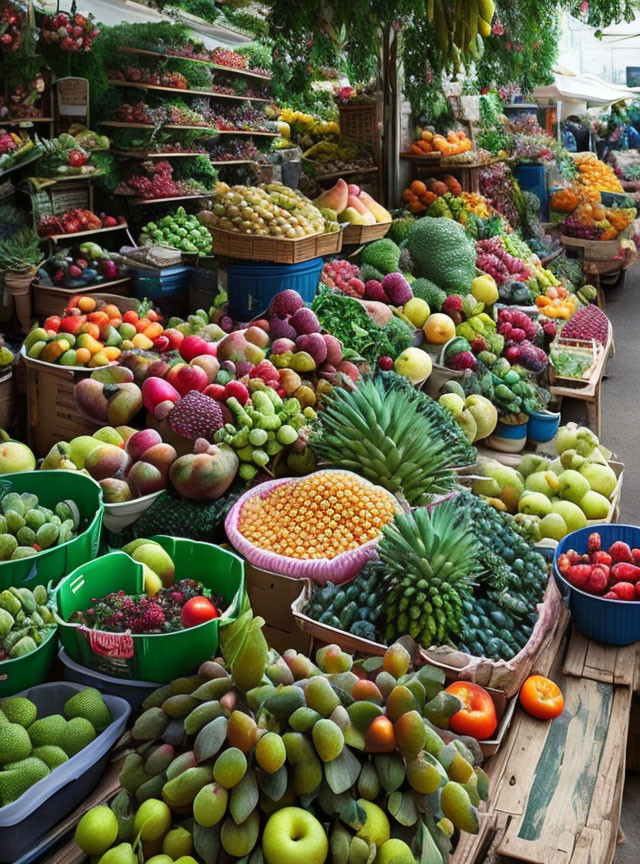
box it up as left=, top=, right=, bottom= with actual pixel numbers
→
left=571, top=265, right=640, bottom=863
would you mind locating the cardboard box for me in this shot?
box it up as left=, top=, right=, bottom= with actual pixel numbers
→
left=245, top=563, right=312, bottom=655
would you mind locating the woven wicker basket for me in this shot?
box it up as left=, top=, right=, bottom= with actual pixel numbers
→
left=207, top=227, right=336, bottom=263
left=342, top=222, right=391, bottom=245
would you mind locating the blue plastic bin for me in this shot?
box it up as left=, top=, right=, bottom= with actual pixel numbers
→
left=527, top=410, right=561, bottom=445
left=515, top=163, right=549, bottom=220
left=131, top=264, right=191, bottom=299
left=0, top=681, right=130, bottom=862
left=554, top=524, right=640, bottom=646
left=225, top=258, right=323, bottom=320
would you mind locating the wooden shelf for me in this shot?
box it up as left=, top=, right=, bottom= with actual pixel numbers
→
left=1, top=117, right=53, bottom=125
left=109, top=79, right=269, bottom=102
left=100, top=121, right=275, bottom=137
left=116, top=46, right=272, bottom=81
left=112, top=150, right=257, bottom=166
left=313, top=166, right=378, bottom=181
left=43, top=223, right=129, bottom=242
left=99, top=121, right=217, bottom=132
left=122, top=192, right=216, bottom=206
left=215, top=130, right=278, bottom=137
left=32, top=171, right=104, bottom=186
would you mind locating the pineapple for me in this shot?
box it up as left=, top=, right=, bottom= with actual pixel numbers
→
left=377, top=503, right=479, bottom=647
left=311, top=374, right=474, bottom=507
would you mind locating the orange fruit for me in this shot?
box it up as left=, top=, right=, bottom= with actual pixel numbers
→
left=77, top=296, right=96, bottom=313
left=80, top=322, right=100, bottom=340
left=364, top=716, right=396, bottom=754
left=410, top=180, right=427, bottom=197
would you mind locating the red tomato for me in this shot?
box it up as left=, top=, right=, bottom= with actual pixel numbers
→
left=181, top=596, right=219, bottom=628
left=68, top=149, right=88, bottom=168
left=445, top=681, right=498, bottom=740
left=519, top=676, right=564, bottom=720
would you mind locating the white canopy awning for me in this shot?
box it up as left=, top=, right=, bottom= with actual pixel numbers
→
left=534, top=72, right=640, bottom=105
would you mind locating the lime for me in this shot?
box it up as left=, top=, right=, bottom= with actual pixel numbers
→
left=74, top=805, right=119, bottom=856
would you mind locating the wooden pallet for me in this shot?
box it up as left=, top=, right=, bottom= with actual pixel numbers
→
left=452, top=629, right=639, bottom=864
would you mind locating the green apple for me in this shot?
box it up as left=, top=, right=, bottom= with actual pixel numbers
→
left=557, top=469, right=590, bottom=505
left=394, top=347, right=432, bottom=384
left=539, top=513, right=567, bottom=541
left=356, top=799, right=390, bottom=848
left=465, top=394, right=498, bottom=440
left=262, top=807, right=328, bottom=864
left=547, top=458, right=563, bottom=476
left=579, top=490, right=611, bottom=520
left=551, top=500, right=587, bottom=533
left=482, top=462, right=524, bottom=512
left=518, top=492, right=552, bottom=518
left=517, top=453, right=549, bottom=478
left=555, top=422, right=580, bottom=454
left=472, top=476, right=501, bottom=498
left=376, top=839, right=415, bottom=864
left=438, top=393, right=465, bottom=419
left=579, top=461, right=617, bottom=499
left=524, top=472, right=556, bottom=497
left=69, top=435, right=103, bottom=469
left=93, top=426, right=125, bottom=448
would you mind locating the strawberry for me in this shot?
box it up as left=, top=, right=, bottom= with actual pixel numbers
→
left=587, top=567, right=608, bottom=595
left=591, top=550, right=612, bottom=567
left=566, top=564, right=591, bottom=589
left=608, top=541, right=633, bottom=563
left=557, top=554, right=571, bottom=575
left=587, top=532, right=601, bottom=552
left=604, top=591, right=619, bottom=599
left=610, top=562, right=640, bottom=583
left=632, top=548, right=640, bottom=564
left=567, top=549, right=580, bottom=564
left=250, top=360, right=279, bottom=383
left=203, top=383, right=226, bottom=401
left=223, top=380, right=249, bottom=405
left=610, top=582, right=636, bottom=601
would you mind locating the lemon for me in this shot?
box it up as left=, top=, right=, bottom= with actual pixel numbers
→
left=74, top=805, right=119, bottom=856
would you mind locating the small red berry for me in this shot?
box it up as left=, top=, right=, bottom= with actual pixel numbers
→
left=377, top=356, right=394, bottom=371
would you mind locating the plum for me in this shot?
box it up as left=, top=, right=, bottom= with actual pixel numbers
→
left=295, top=333, right=327, bottom=365
left=126, top=429, right=162, bottom=463
left=269, top=316, right=297, bottom=342
left=290, top=307, right=320, bottom=335
left=270, top=290, right=305, bottom=317
left=322, top=334, right=343, bottom=366
left=85, top=443, right=131, bottom=481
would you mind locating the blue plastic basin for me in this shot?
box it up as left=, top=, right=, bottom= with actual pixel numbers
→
left=553, top=524, right=640, bottom=646
left=527, top=410, right=561, bottom=444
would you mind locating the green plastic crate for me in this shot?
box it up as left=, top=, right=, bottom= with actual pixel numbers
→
left=0, top=626, right=58, bottom=697
left=54, top=536, right=245, bottom=682
left=0, top=471, right=103, bottom=591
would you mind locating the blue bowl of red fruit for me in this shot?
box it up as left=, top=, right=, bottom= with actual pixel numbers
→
left=553, top=525, right=640, bottom=645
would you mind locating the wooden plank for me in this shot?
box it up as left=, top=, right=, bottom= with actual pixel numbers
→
left=583, top=640, right=618, bottom=684
left=613, top=643, right=638, bottom=687
left=563, top=627, right=591, bottom=678
left=587, top=686, right=632, bottom=827
left=493, top=711, right=553, bottom=816
left=498, top=677, right=613, bottom=863
left=109, top=79, right=268, bottom=101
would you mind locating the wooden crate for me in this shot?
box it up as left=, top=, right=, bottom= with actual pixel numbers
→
left=339, top=102, right=380, bottom=160
left=25, top=356, right=96, bottom=456
left=32, top=278, right=132, bottom=319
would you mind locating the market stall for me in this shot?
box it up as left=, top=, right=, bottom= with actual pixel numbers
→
left=0, top=2, right=640, bottom=864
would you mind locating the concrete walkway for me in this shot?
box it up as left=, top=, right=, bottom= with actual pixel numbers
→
left=572, top=266, right=640, bottom=864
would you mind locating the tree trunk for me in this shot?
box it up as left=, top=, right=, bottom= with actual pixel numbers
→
left=382, top=23, right=400, bottom=206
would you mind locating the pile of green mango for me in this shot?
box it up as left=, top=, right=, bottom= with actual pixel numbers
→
left=0, top=491, right=81, bottom=561
left=0, top=584, right=56, bottom=660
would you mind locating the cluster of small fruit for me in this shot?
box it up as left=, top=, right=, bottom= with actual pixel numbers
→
left=0, top=490, right=81, bottom=562
left=558, top=533, right=640, bottom=601
left=114, top=102, right=210, bottom=128
left=108, top=66, right=188, bottom=90
left=199, top=182, right=327, bottom=238
left=73, top=634, right=488, bottom=864
left=140, top=207, right=213, bottom=255
left=37, top=209, right=122, bottom=237
left=115, top=160, right=209, bottom=200
left=0, top=584, right=55, bottom=662
left=25, top=296, right=165, bottom=367
left=208, top=139, right=259, bottom=161
left=213, top=106, right=274, bottom=133
left=41, top=10, right=99, bottom=52
left=0, top=4, right=24, bottom=51
left=320, top=260, right=362, bottom=295
left=0, top=688, right=111, bottom=806
left=38, top=242, right=123, bottom=290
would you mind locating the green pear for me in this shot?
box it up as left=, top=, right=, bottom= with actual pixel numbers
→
left=558, top=470, right=591, bottom=505
left=539, top=513, right=567, bottom=541
left=69, top=435, right=103, bottom=469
